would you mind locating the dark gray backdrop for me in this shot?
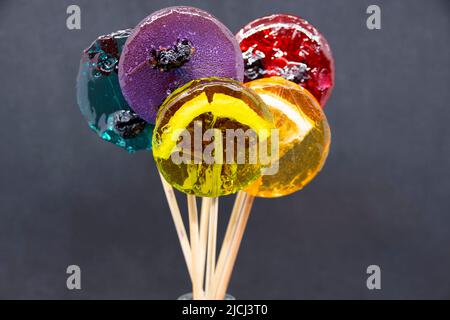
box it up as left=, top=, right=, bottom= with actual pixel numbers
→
left=0, top=0, right=449, bottom=299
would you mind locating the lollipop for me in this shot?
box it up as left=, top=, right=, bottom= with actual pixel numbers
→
left=152, top=77, right=274, bottom=197
left=236, top=14, right=334, bottom=106
left=245, top=77, right=331, bottom=197
left=77, top=7, right=335, bottom=301
left=77, top=29, right=153, bottom=152
left=152, top=77, right=274, bottom=299
left=211, top=78, right=331, bottom=299
left=119, top=6, right=244, bottom=123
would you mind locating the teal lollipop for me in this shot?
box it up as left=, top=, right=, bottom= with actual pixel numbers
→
left=77, top=29, right=153, bottom=152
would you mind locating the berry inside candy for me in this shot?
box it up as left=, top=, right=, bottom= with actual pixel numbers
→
left=113, top=110, right=147, bottom=139
left=149, top=39, right=195, bottom=72
left=237, top=14, right=334, bottom=107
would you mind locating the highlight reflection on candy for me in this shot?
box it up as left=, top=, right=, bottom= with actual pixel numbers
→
left=237, top=14, right=334, bottom=107
left=119, top=6, right=244, bottom=124
left=76, top=29, right=153, bottom=152
left=152, top=77, right=274, bottom=197
left=245, top=77, right=330, bottom=198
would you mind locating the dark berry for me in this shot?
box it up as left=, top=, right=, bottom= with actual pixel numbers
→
left=149, top=39, right=195, bottom=72
left=113, top=110, right=147, bottom=139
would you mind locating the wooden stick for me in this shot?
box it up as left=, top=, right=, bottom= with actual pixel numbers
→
left=210, top=191, right=246, bottom=297
left=198, top=197, right=211, bottom=297
left=205, top=197, right=219, bottom=298
left=187, top=194, right=202, bottom=299
left=158, top=172, right=193, bottom=281
left=214, top=193, right=255, bottom=299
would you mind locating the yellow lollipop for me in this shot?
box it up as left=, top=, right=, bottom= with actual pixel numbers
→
left=244, top=77, right=331, bottom=197
left=152, top=77, right=274, bottom=197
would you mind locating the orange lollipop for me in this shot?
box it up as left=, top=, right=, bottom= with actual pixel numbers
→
left=245, top=77, right=331, bottom=197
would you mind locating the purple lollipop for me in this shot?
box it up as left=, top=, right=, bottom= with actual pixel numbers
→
left=118, top=6, right=244, bottom=123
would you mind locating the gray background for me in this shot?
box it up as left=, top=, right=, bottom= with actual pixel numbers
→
left=0, top=0, right=449, bottom=299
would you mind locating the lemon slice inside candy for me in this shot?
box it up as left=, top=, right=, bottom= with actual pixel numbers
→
left=154, top=92, right=272, bottom=160
left=152, top=77, right=274, bottom=197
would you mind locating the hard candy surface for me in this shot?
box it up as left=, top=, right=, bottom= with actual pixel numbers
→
left=77, top=29, right=153, bottom=152
left=244, top=77, right=330, bottom=198
left=119, top=6, right=244, bottom=124
left=237, top=14, right=334, bottom=107
left=153, top=77, right=273, bottom=197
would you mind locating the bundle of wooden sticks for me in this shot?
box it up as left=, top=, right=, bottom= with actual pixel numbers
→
left=160, top=173, right=254, bottom=299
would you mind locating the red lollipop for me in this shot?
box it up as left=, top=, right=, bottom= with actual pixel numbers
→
left=236, top=14, right=334, bottom=107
